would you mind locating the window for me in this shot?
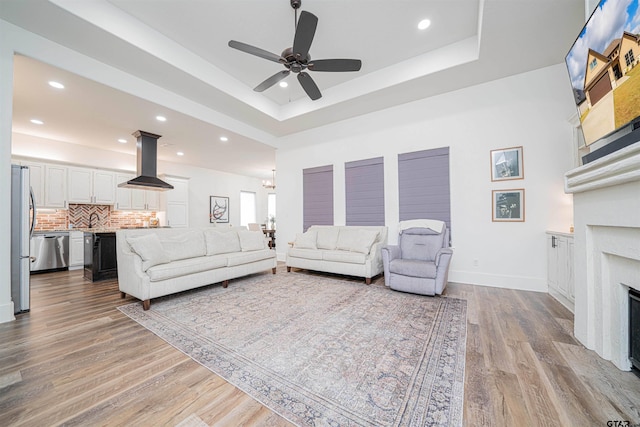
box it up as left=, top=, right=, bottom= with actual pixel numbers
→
left=240, top=191, right=256, bottom=226
left=589, top=57, right=598, bottom=70
left=345, top=157, right=385, bottom=226
left=303, top=165, right=333, bottom=231
left=625, top=50, right=635, bottom=67
left=267, top=193, right=276, bottom=223
left=398, top=147, right=451, bottom=234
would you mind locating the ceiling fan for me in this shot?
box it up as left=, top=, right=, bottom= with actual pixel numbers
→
left=228, top=0, right=362, bottom=101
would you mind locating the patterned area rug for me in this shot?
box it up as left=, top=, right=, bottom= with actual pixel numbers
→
left=119, top=271, right=467, bottom=426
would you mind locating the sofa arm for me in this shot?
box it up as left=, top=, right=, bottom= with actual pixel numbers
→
left=434, top=248, right=453, bottom=295
left=381, top=245, right=401, bottom=287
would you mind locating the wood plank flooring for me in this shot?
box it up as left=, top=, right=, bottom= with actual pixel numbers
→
left=1, top=267, right=639, bottom=426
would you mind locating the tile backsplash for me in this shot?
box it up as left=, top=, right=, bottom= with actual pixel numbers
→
left=34, top=204, right=157, bottom=230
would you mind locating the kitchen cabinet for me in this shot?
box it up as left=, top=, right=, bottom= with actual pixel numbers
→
left=547, top=231, right=574, bottom=313
left=161, top=176, right=189, bottom=227
left=68, top=167, right=115, bottom=205
left=131, top=188, right=159, bottom=211
left=22, top=161, right=44, bottom=207
left=44, top=164, right=68, bottom=208
left=114, top=173, right=160, bottom=211
left=83, top=232, right=118, bottom=281
left=68, top=230, right=84, bottom=270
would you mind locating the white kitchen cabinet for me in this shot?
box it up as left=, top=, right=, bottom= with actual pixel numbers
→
left=547, top=231, right=575, bottom=313
left=44, top=164, right=68, bottom=208
left=68, top=167, right=115, bottom=205
left=161, top=176, right=189, bottom=227
left=68, top=230, right=84, bottom=270
left=22, top=161, right=44, bottom=207
left=115, top=173, right=134, bottom=210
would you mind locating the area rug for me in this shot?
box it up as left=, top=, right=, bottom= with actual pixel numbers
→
left=118, top=272, right=467, bottom=426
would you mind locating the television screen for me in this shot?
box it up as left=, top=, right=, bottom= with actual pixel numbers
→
left=565, top=0, right=640, bottom=148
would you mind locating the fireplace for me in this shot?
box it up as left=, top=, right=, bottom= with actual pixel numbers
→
left=565, top=140, right=640, bottom=371
left=630, top=288, right=640, bottom=374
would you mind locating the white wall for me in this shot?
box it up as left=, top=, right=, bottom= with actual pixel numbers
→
left=11, top=134, right=271, bottom=228
left=275, top=64, right=576, bottom=292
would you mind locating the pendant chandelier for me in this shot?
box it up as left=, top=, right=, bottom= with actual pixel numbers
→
left=263, top=169, right=276, bottom=189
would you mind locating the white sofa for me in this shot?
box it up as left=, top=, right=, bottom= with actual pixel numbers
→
left=286, top=225, right=388, bottom=284
left=116, top=227, right=276, bottom=310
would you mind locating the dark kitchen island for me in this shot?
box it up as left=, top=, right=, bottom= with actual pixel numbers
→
left=83, top=231, right=118, bottom=282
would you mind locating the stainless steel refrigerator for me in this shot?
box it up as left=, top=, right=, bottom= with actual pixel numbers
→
left=11, top=164, right=36, bottom=314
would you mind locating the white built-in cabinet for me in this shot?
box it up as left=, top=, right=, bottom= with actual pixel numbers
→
left=68, top=230, right=84, bottom=270
left=68, top=167, right=115, bottom=205
left=22, top=161, right=68, bottom=208
left=161, top=176, right=189, bottom=227
left=114, top=173, right=160, bottom=211
left=547, top=231, right=575, bottom=313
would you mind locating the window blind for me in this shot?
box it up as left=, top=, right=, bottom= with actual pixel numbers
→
left=303, top=165, right=334, bottom=231
left=345, top=157, right=384, bottom=226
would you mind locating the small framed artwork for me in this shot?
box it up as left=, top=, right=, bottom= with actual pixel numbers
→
left=210, top=196, right=229, bottom=223
left=490, top=146, right=524, bottom=181
left=492, top=189, right=525, bottom=222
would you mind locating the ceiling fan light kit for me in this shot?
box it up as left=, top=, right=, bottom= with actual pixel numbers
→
left=228, top=0, right=362, bottom=101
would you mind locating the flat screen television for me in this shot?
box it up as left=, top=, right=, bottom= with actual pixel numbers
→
left=565, top=0, right=640, bottom=163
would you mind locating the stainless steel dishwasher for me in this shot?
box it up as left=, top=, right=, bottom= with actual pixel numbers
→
left=30, top=232, right=69, bottom=273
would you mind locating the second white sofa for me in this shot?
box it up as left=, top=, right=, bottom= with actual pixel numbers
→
left=286, top=225, right=388, bottom=284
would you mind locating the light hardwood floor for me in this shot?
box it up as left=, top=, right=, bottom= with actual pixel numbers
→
left=1, top=267, right=639, bottom=426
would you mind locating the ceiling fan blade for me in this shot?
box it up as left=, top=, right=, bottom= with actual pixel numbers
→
left=308, top=59, right=362, bottom=72
left=293, top=11, right=318, bottom=61
left=298, top=72, right=322, bottom=100
left=254, top=70, right=290, bottom=92
left=228, top=40, right=283, bottom=64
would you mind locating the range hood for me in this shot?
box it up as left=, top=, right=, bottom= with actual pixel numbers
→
left=118, top=130, right=174, bottom=191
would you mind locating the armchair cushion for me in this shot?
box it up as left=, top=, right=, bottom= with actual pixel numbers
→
left=389, top=259, right=437, bottom=278
left=399, top=229, right=445, bottom=261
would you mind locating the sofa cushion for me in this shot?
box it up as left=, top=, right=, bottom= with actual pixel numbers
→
left=126, top=233, right=171, bottom=272
left=160, top=230, right=206, bottom=261
left=204, top=230, right=241, bottom=255
left=238, top=230, right=266, bottom=251
left=389, top=259, right=437, bottom=278
left=226, top=249, right=273, bottom=267
left=147, top=255, right=227, bottom=282
left=351, top=229, right=379, bottom=254
left=322, top=250, right=366, bottom=265
left=288, top=247, right=323, bottom=260
left=316, top=227, right=340, bottom=250
left=293, top=230, right=317, bottom=249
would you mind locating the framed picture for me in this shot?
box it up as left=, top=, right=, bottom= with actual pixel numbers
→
left=492, top=189, right=525, bottom=222
left=210, top=196, right=229, bottom=223
left=490, top=146, right=524, bottom=181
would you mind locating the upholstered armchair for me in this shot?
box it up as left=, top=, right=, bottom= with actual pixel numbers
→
left=381, top=220, right=453, bottom=296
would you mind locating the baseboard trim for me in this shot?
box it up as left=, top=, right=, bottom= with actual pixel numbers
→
left=0, top=302, right=16, bottom=324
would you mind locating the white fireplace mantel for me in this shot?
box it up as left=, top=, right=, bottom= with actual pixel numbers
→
left=565, top=141, right=640, bottom=370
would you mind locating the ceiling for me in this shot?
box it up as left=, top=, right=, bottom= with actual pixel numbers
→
left=2, top=0, right=585, bottom=181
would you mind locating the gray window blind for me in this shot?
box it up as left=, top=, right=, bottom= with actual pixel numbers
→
left=398, top=147, right=451, bottom=233
left=303, top=165, right=334, bottom=231
left=345, top=157, right=384, bottom=226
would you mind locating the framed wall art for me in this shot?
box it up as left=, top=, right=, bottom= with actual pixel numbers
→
left=210, top=196, right=229, bottom=223
left=490, top=146, right=524, bottom=181
left=492, top=189, right=525, bottom=222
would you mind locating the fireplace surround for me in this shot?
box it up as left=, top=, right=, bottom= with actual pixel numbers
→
left=565, top=141, right=640, bottom=370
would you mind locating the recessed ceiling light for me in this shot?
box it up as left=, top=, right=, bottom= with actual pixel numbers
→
left=48, top=81, right=64, bottom=89
left=30, top=119, right=44, bottom=125
left=418, top=19, right=431, bottom=30
left=220, top=136, right=229, bottom=142
left=118, top=138, right=127, bottom=144
left=176, top=151, right=184, bottom=156
left=156, top=115, right=167, bottom=122
left=279, top=81, right=288, bottom=88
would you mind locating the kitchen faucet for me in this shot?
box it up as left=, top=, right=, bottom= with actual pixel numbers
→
left=88, top=212, right=99, bottom=229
